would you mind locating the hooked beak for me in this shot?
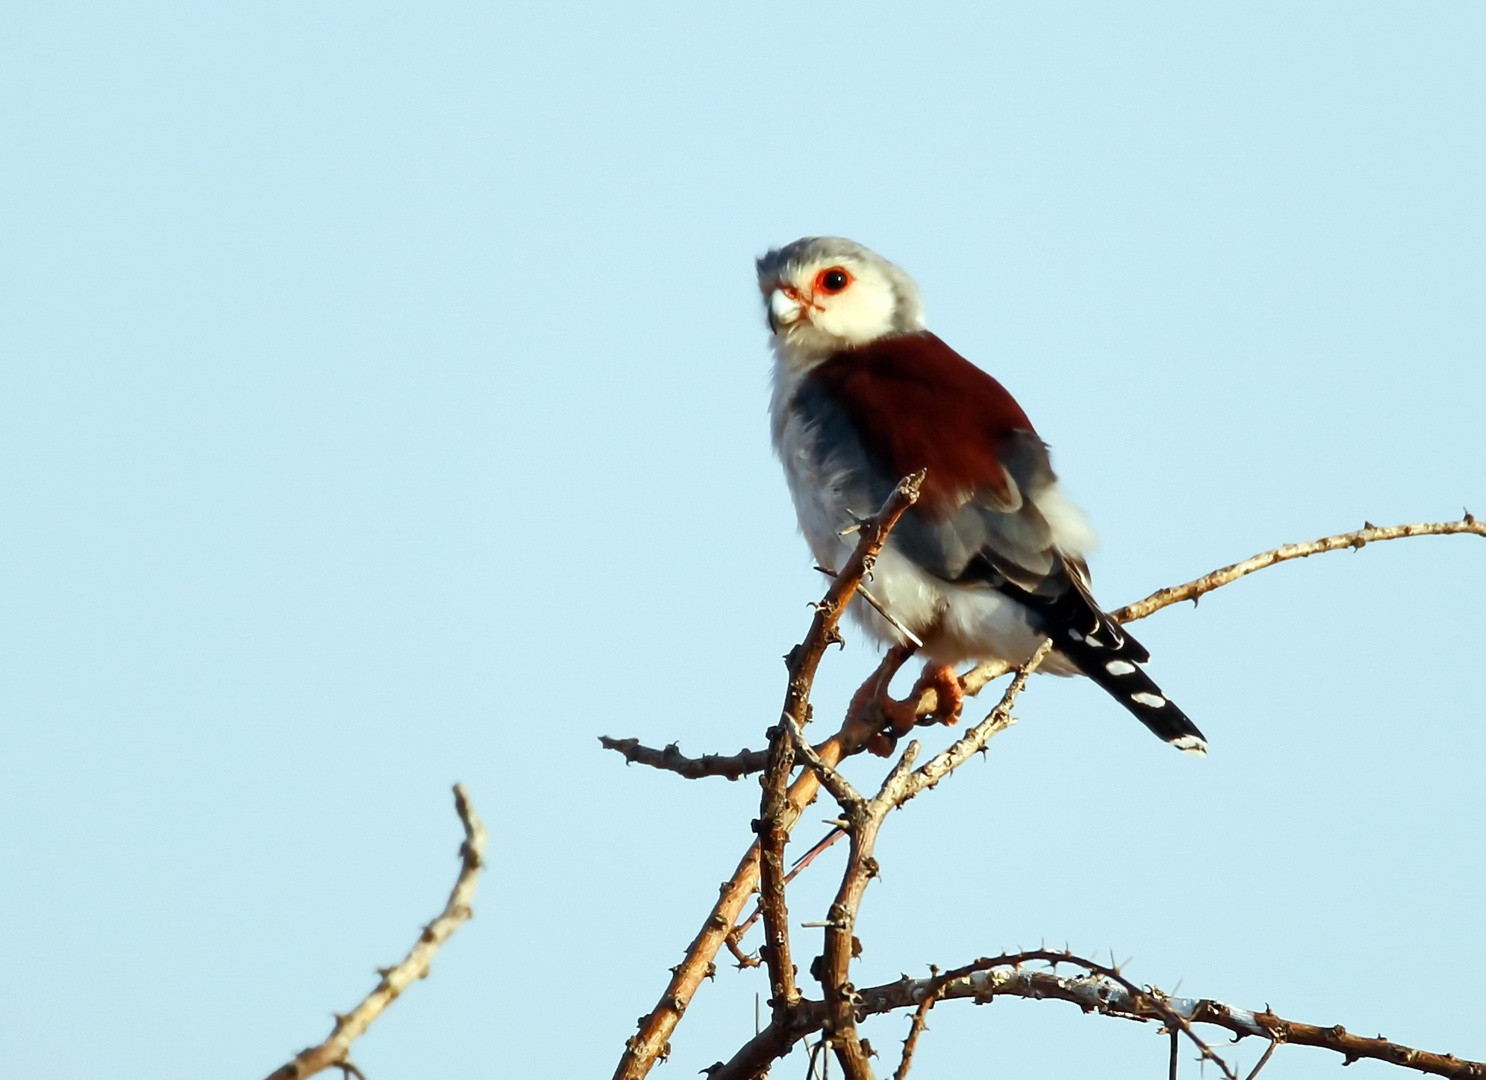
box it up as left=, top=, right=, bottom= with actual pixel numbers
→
left=768, top=285, right=809, bottom=332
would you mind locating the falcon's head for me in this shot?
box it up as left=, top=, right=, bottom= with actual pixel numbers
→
left=757, top=237, right=925, bottom=369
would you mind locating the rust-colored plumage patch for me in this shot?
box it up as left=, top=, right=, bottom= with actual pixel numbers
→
left=806, top=332, right=1034, bottom=518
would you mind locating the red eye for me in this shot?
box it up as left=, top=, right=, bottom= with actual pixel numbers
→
left=813, top=267, right=852, bottom=295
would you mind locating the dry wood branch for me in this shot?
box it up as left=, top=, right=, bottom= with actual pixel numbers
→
left=897, top=640, right=1050, bottom=805
left=713, top=953, right=1484, bottom=1080
left=759, top=472, right=924, bottom=1030
left=796, top=647, right=1050, bottom=1080
left=732, top=827, right=847, bottom=952
left=859, top=961, right=1486, bottom=1080
left=907, top=951, right=1237, bottom=1080
left=1110, top=514, right=1484, bottom=623
left=264, top=785, right=487, bottom=1080
left=891, top=966, right=939, bottom=1080
left=597, top=736, right=769, bottom=780
left=615, top=474, right=924, bottom=1080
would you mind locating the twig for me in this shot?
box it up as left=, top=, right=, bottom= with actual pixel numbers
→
left=891, top=967, right=939, bottom=1080
left=597, top=736, right=769, bottom=781
left=1110, top=514, right=1485, bottom=624
left=263, top=785, right=487, bottom=1080
left=732, top=828, right=847, bottom=945
left=894, top=640, right=1051, bottom=805
left=1244, top=1038, right=1279, bottom=1080
left=615, top=473, right=925, bottom=1080
left=814, top=565, right=924, bottom=648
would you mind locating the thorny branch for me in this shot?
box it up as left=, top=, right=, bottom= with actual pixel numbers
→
left=712, top=951, right=1485, bottom=1080
left=597, top=736, right=769, bottom=780
left=611, top=510, right=1484, bottom=1080
left=763, top=469, right=925, bottom=1039
left=613, top=473, right=924, bottom=1080
left=890, top=968, right=938, bottom=1080
left=784, top=645, right=1051, bottom=1080
left=264, top=785, right=487, bottom=1080
left=603, top=512, right=1485, bottom=776
left=1108, top=513, right=1484, bottom=623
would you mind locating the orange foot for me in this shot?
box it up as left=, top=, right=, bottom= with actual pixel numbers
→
left=855, top=660, right=965, bottom=757
left=910, top=663, right=965, bottom=726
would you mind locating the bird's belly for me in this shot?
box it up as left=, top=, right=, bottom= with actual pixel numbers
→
left=857, top=545, right=1060, bottom=668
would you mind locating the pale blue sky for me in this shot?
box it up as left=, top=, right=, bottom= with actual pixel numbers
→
left=2, top=3, right=1483, bottom=1078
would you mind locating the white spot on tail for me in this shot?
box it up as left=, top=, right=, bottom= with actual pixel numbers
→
left=1131, top=691, right=1166, bottom=708
left=1172, top=735, right=1207, bottom=757
left=1105, top=660, right=1136, bottom=676
left=1066, top=629, right=1083, bottom=643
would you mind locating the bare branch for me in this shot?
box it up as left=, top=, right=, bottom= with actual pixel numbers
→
left=616, top=473, right=925, bottom=1080
left=731, top=828, right=847, bottom=950
left=263, top=785, right=487, bottom=1080
left=1110, top=514, right=1485, bottom=624
left=714, top=953, right=1485, bottom=1080
left=894, top=640, right=1051, bottom=806
left=785, top=715, right=865, bottom=812
left=598, top=736, right=769, bottom=780
left=891, top=967, right=939, bottom=1080
left=859, top=960, right=1486, bottom=1080
left=759, top=472, right=925, bottom=1032
left=915, top=951, right=1238, bottom=1078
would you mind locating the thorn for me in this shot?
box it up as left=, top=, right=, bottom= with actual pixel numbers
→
left=1465, top=507, right=1476, bottom=524
left=1364, top=520, right=1376, bottom=530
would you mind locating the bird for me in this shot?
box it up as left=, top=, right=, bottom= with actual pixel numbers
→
left=758, top=236, right=1206, bottom=755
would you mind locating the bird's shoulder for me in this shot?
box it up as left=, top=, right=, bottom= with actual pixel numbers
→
left=791, top=331, right=1035, bottom=518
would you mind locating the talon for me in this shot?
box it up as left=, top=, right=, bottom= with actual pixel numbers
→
left=910, top=663, right=964, bottom=725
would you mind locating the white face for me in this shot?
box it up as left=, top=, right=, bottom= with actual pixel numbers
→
left=763, top=255, right=904, bottom=364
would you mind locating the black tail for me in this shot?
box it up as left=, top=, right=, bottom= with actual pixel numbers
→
left=1056, top=619, right=1207, bottom=755
left=990, top=556, right=1208, bottom=755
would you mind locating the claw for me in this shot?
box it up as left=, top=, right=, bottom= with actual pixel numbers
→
left=911, top=664, right=964, bottom=725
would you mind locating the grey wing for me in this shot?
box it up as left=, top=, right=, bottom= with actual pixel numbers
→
left=892, top=430, right=1072, bottom=597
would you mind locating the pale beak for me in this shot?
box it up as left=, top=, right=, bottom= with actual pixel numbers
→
left=769, top=286, right=807, bottom=330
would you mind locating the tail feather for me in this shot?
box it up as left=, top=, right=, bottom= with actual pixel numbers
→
left=1058, top=623, right=1207, bottom=755
left=982, top=553, right=1208, bottom=754
left=991, top=558, right=1207, bottom=754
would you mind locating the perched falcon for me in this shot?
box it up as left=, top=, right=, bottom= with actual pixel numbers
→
left=759, top=236, right=1206, bottom=755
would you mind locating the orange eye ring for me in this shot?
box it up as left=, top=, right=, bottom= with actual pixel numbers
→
left=813, top=267, right=852, bottom=295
